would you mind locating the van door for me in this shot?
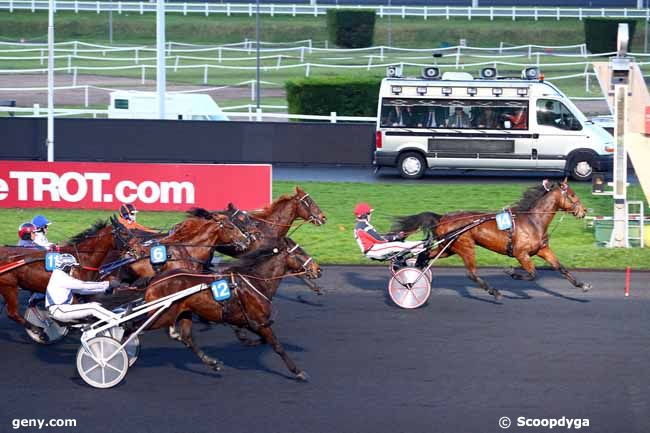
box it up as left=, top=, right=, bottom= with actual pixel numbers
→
left=533, top=99, right=587, bottom=170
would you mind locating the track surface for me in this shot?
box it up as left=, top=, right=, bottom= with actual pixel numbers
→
left=1, top=267, right=649, bottom=433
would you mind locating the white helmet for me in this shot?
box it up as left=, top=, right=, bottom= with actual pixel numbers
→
left=54, top=253, right=79, bottom=271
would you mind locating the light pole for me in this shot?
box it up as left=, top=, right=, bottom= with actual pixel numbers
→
left=156, top=0, right=166, bottom=119
left=645, top=0, right=648, bottom=53
left=46, top=0, right=55, bottom=161
left=255, top=0, right=261, bottom=109
left=387, top=0, right=392, bottom=48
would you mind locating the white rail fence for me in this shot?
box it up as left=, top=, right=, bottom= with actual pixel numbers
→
left=0, top=1, right=649, bottom=20
left=0, top=105, right=377, bottom=123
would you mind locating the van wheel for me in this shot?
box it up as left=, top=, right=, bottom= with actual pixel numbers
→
left=568, top=157, right=594, bottom=181
left=398, top=152, right=426, bottom=179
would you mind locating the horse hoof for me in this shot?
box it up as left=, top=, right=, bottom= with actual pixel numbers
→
left=204, top=358, right=224, bottom=371
left=503, top=267, right=515, bottom=276
left=580, top=282, right=592, bottom=292
left=295, top=371, right=309, bottom=382
left=492, top=290, right=503, bottom=301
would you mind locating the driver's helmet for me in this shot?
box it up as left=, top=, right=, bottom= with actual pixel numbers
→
left=119, top=203, right=138, bottom=221
left=54, top=253, right=79, bottom=272
left=18, top=222, right=36, bottom=240
left=354, top=202, right=374, bottom=218
left=32, top=215, right=50, bottom=231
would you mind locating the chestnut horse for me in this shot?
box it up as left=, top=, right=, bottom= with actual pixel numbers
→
left=113, top=212, right=250, bottom=282
left=0, top=221, right=118, bottom=336
left=392, top=179, right=590, bottom=300
left=139, top=237, right=321, bottom=380
left=215, top=186, right=326, bottom=292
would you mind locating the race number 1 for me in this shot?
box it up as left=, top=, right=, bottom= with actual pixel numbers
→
left=211, top=280, right=231, bottom=302
left=149, top=245, right=167, bottom=265
left=45, top=252, right=60, bottom=271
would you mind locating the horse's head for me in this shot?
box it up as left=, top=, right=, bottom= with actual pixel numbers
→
left=556, top=178, right=587, bottom=218
left=294, top=186, right=327, bottom=226
left=223, top=203, right=262, bottom=242
left=209, top=214, right=250, bottom=251
left=283, top=237, right=321, bottom=279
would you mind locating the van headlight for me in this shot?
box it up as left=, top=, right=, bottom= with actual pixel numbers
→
left=604, top=142, right=614, bottom=153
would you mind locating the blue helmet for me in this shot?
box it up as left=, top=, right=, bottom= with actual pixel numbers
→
left=32, top=215, right=50, bottom=229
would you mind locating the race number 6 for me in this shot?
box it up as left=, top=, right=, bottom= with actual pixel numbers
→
left=149, top=245, right=167, bottom=265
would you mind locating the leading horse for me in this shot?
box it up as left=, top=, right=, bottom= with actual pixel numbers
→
left=392, top=179, right=590, bottom=299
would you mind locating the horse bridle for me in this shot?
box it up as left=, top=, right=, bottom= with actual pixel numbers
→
left=559, top=186, right=582, bottom=216
left=287, top=242, right=314, bottom=271
left=297, top=193, right=323, bottom=225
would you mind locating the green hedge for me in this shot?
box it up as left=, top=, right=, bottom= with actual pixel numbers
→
left=584, top=18, right=637, bottom=54
left=326, top=9, right=376, bottom=48
left=285, top=77, right=382, bottom=117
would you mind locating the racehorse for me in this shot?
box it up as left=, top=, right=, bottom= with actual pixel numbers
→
left=113, top=212, right=250, bottom=282
left=215, top=186, right=327, bottom=292
left=138, top=237, right=321, bottom=380
left=0, top=221, right=118, bottom=337
left=392, top=179, right=590, bottom=300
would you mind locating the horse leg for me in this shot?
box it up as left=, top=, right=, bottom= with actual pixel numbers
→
left=455, top=242, right=502, bottom=300
left=232, top=326, right=263, bottom=347
left=536, top=247, right=591, bottom=292
left=504, top=254, right=537, bottom=281
left=1, top=287, right=49, bottom=341
left=254, top=325, right=308, bottom=381
left=176, top=313, right=224, bottom=371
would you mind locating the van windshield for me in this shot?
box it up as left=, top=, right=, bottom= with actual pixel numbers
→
left=380, top=98, right=528, bottom=130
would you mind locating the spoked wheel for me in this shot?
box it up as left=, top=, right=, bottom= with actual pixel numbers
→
left=124, top=334, right=141, bottom=367
left=24, top=306, right=69, bottom=344
left=76, top=336, right=129, bottom=389
left=405, top=258, right=433, bottom=283
left=388, top=267, right=431, bottom=309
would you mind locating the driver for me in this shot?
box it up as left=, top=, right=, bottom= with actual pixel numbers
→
left=46, top=253, right=121, bottom=323
left=353, top=202, right=426, bottom=260
left=32, top=215, right=55, bottom=249
left=117, top=203, right=158, bottom=233
left=17, top=222, right=43, bottom=249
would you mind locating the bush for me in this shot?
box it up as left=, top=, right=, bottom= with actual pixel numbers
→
left=584, top=18, right=637, bottom=54
left=326, top=10, right=376, bottom=48
left=285, top=77, right=382, bottom=117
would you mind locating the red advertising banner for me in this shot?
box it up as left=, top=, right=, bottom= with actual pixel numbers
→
left=0, top=161, right=272, bottom=211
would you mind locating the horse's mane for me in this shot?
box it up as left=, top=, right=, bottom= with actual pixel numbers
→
left=512, top=184, right=556, bottom=212
left=186, top=207, right=212, bottom=219
left=66, top=220, right=109, bottom=245
left=225, top=240, right=286, bottom=274
left=250, top=193, right=294, bottom=218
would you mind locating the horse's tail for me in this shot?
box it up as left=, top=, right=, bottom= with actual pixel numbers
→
left=391, top=212, right=441, bottom=238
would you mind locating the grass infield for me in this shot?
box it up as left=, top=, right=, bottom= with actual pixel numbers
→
left=1, top=180, right=648, bottom=269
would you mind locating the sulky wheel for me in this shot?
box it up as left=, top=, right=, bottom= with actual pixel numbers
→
left=76, top=336, right=129, bottom=389
left=405, top=258, right=433, bottom=284
left=24, top=306, right=69, bottom=344
left=124, top=334, right=141, bottom=367
left=388, top=267, right=431, bottom=309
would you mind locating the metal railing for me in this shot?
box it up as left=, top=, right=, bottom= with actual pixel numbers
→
left=0, top=1, right=648, bottom=20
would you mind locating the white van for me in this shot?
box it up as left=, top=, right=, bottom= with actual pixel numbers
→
left=374, top=67, right=613, bottom=180
left=108, top=91, right=229, bottom=121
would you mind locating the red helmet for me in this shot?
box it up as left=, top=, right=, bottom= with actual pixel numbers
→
left=354, top=202, right=373, bottom=218
left=18, top=222, right=36, bottom=240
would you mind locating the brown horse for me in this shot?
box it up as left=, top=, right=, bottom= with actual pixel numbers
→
left=215, top=186, right=326, bottom=293
left=392, top=179, right=590, bottom=300
left=137, top=237, right=321, bottom=380
left=0, top=221, right=118, bottom=336
left=114, top=212, right=250, bottom=282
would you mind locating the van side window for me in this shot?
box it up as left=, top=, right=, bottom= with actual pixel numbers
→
left=536, top=99, right=582, bottom=131
left=380, top=98, right=528, bottom=130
